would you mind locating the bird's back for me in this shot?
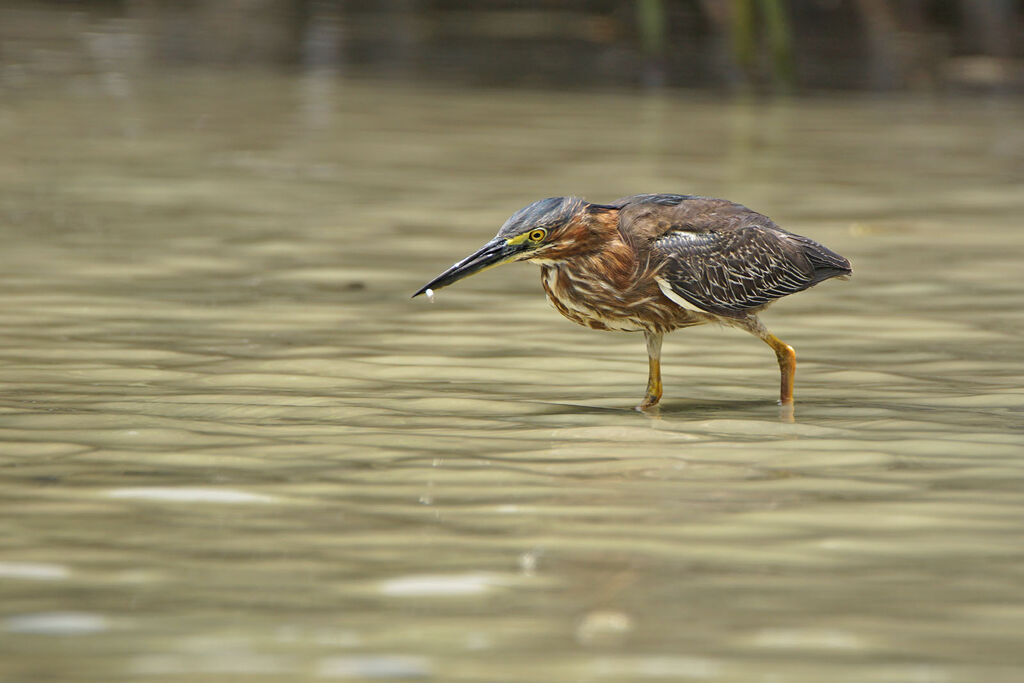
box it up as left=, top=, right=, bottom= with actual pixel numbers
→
left=609, top=194, right=852, bottom=316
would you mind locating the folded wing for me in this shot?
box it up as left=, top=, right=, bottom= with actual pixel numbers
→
left=653, top=225, right=851, bottom=315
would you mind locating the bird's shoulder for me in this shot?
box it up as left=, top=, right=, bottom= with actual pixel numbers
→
left=608, top=194, right=783, bottom=244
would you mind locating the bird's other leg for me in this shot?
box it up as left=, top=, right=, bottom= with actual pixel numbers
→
left=637, top=330, right=664, bottom=411
left=741, top=315, right=796, bottom=405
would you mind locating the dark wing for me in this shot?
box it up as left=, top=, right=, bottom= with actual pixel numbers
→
left=653, top=225, right=851, bottom=315
left=604, top=193, right=700, bottom=209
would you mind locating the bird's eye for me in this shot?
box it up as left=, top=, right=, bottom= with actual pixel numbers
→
left=528, top=229, right=547, bottom=243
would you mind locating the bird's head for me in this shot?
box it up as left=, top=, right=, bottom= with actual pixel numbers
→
left=413, top=196, right=595, bottom=297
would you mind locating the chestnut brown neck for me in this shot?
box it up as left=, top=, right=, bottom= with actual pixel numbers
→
left=543, top=207, right=621, bottom=260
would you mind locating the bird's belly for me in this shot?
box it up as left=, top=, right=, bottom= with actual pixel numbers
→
left=540, top=265, right=684, bottom=333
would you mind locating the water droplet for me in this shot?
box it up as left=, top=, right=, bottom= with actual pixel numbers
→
left=518, top=549, right=542, bottom=575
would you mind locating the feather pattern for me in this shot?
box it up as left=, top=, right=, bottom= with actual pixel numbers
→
left=530, top=193, right=850, bottom=333
left=654, top=226, right=828, bottom=314
left=620, top=195, right=852, bottom=317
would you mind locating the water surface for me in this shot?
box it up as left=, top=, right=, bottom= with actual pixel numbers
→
left=1, top=73, right=1023, bottom=681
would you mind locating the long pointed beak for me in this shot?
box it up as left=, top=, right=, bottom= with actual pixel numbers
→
left=413, top=238, right=523, bottom=297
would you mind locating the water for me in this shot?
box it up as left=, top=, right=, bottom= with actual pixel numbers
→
left=1, top=72, right=1023, bottom=682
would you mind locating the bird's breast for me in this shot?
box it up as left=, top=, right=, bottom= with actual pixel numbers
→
left=539, top=261, right=699, bottom=334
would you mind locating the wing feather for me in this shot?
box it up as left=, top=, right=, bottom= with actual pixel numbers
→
left=611, top=194, right=852, bottom=315
left=653, top=225, right=840, bottom=315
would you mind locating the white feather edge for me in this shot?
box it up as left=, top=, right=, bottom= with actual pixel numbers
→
left=655, top=276, right=711, bottom=314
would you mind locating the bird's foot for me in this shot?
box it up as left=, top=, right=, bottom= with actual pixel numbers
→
left=635, top=395, right=661, bottom=412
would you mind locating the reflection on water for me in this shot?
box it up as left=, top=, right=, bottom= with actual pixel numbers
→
left=0, top=73, right=1023, bottom=681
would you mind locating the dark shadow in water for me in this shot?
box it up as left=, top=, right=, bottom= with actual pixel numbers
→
left=654, top=399, right=795, bottom=423
left=531, top=401, right=634, bottom=416
left=659, top=399, right=784, bottom=414
left=536, top=398, right=788, bottom=419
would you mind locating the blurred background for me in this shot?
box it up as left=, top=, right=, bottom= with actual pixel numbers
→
left=2, top=3, right=1024, bottom=683
left=2, top=0, right=1023, bottom=92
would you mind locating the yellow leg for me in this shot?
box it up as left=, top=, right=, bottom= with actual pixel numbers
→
left=637, top=331, right=664, bottom=410
left=764, top=333, right=796, bottom=405
left=738, top=315, right=796, bottom=405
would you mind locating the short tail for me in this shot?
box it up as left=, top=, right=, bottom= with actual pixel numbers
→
left=794, top=235, right=852, bottom=285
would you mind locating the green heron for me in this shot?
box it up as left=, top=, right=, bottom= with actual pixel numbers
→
left=414, top=194, right=851, bottom=410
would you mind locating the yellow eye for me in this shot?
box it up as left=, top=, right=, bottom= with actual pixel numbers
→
left=528, top=229, right=547, bottom=243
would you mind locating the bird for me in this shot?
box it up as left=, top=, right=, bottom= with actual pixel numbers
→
left=413, top=194, right=851, bottom=410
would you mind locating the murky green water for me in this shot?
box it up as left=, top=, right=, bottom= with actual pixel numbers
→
left=1, top=73, right=1022, bottom=681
